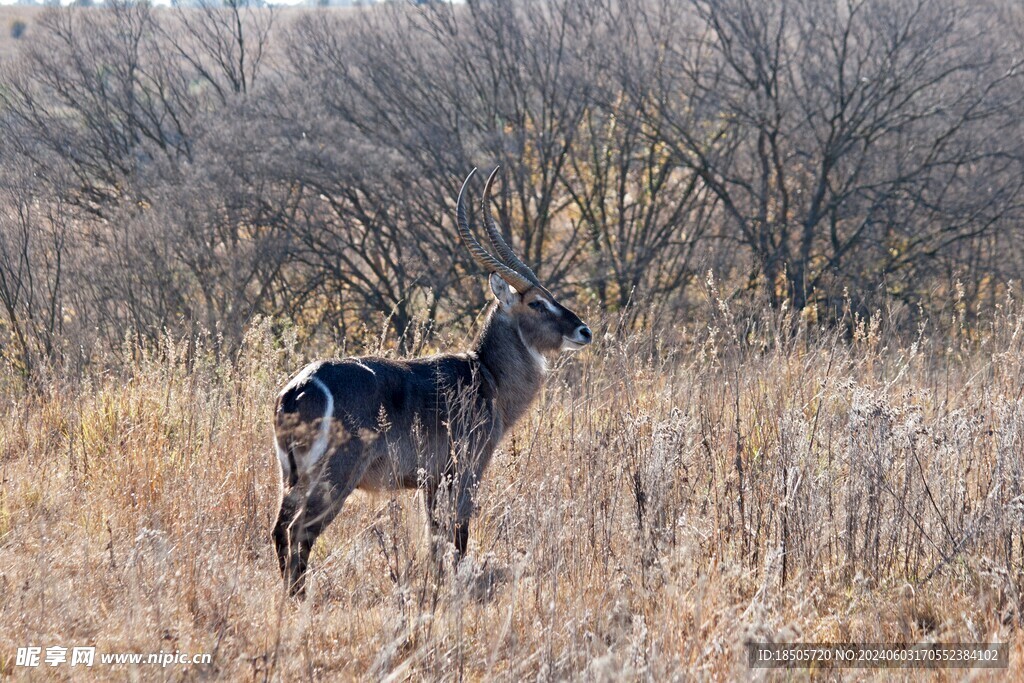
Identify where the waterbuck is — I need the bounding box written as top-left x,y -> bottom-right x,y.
272,168 -> 592,594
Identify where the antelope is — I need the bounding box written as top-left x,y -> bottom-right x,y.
272,168 -> 592,595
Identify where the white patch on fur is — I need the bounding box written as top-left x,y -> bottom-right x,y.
520,330 -> 548,374
275,439 -> 291,482
539,298 -> 558,314
279,362 -> 319,396
561,338 -> 586,351
352,359 -> 376,375
305,377 -> 335,469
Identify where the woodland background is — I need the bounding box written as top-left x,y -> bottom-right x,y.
1,0 -> 1023,371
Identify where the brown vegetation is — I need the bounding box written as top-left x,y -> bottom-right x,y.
1,300 -> 1023,679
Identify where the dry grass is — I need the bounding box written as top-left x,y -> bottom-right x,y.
1,297 -> 1023,680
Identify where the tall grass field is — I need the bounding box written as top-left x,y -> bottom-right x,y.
1,296 -> 1023,680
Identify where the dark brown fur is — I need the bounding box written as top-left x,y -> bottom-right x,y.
272,278 -> 591,595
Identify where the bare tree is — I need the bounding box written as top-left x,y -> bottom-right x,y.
159,0 -> 274,104
283,0 -> 603,340
1,0 -> 1023,368
628,0 -> 1024,314
0,3 -> 198,214
0,161 -> 72,376
561,91 -> 716,326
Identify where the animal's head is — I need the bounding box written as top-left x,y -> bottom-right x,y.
456,167 -> 592,355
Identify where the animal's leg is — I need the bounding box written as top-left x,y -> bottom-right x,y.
422,480 -> 470,571
451,436 -> 498,564
452,475 -> 475,563
273,485 -> 315,594
421,484 -> 447,571
273,437 -> 373,597
423,431 -> 493,569
421,474 -> 475,567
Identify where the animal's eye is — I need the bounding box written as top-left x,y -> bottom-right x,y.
528,301 -> 547,312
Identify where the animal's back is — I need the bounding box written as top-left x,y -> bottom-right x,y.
274,354 -> 490,489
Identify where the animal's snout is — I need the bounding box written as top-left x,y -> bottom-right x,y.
576,326 -> 592,344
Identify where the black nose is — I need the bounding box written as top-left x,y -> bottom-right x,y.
577,325 -> 592,343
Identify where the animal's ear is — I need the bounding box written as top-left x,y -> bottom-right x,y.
489,272 -> 521,311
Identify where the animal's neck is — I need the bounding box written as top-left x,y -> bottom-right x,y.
472,304 -> 546,429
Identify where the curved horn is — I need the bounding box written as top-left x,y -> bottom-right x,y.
456,169 -> 535,294
482,166 -> 541,286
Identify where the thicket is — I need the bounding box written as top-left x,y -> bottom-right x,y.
1,0 -> 1023,373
